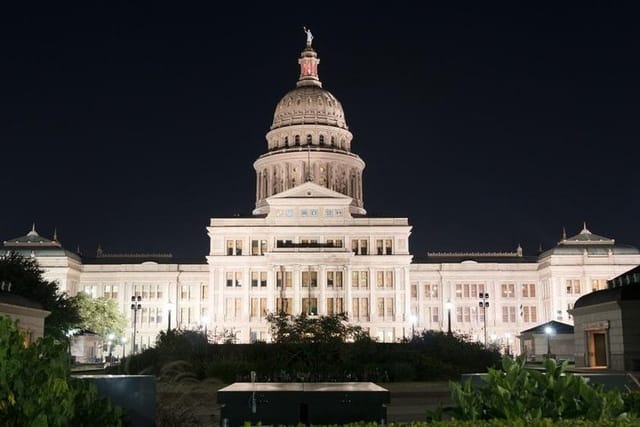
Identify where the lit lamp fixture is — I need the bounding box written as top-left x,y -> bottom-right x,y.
130,296 -> 142,355
166,300 -> 173,333
505,332 -> 511,356
120,336 -> 127,359
410,314 -> 417,338
544,326 -> 555,358
106,333 -> 115,363
201,315 -> 209,341
445,300 -> 453,335
479,292 -> 489,346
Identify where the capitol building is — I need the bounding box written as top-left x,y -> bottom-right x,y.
3,36 -> 639,355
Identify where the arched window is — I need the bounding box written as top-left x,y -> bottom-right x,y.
306,134 -> 312,144
340,139 -> 345,149
284,136 -> 289,146
295,135 -> 300,145
319,135 -> 325,144
331,136 -> 335,146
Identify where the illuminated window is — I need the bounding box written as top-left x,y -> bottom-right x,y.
306,134 -> 312,144
276,271 -> 292,288
302,297 -> 318,315
501,284 -> 515,298
566,279 -> 581,294
521,283 -> 536,298
319,135 -> 325,144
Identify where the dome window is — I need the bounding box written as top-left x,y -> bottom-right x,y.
295,135 -> 300,145
284,136 -> 289,145
331,136 -> 335,146
306,134 -> 312,144
319,135 -> 325,144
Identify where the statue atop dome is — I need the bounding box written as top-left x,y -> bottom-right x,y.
303,26 -> 313,46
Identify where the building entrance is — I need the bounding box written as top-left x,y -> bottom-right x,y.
588,330 -> 607,367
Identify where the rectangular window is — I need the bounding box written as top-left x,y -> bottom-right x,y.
352,271 -> 359,288
352,298 -> 359,318
431,306 -> 439,323
592,279 -> 607,292
235,272 -> 242,287
502,306 -> 517,323
377,271 -> 384,288
352,239 -> 358,254
456,284 -> 463,298
327,297 -> 334,316
302,271 -> 318,287
260,272 -> 267,287
361,297 -> 369,317
227,240 -> 234,256
251,240 -> 259,255
155,285 -> 161,300
361,271 -> 368,288
385,297 -> 394,317
276,297 -> 292,315
385,239 -> 393,255
456,306 -> 463,323
251,272 -> 259,287
235,240 -> 243,256
276,271 -> 292,288
251,298 -> 268,318
376,239 -> 384,255
201,284 -> 208,299
104,284 -> 111,298
226,272 -> 234,287
523,306 -> 538,322
566,279 -> 581,294
142,285 -> 148,299
181,285 -> 190,300
327,271 -> 334,287
360,239 -> 368,255
112,285 -> 119,299
385,271 -> 394,289
180,307 -> 188,325
336,297 -> 343,314
410,284 -> 417,299
302,297 -> 318,315
377,298 -> 385,317
149,284 -> 156,299
501,283 -> 515,298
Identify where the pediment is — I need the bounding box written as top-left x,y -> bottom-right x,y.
267,182 -> 352,201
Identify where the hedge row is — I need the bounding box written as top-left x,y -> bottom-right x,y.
115,330 -> 501,382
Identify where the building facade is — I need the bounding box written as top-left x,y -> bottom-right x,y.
3,37 -> 639,354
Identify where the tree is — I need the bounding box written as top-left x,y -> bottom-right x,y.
0,316 -> 124,425
0,252 -> 80,341
74,292 -> 127,338
266,312 -> 368,344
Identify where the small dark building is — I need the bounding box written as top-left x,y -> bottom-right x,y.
518,320 -> 574,361
571,265 -> 640,370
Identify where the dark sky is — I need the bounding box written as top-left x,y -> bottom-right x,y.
1,3 -> 639,258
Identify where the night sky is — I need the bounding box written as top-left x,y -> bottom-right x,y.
1,3 -> 638,259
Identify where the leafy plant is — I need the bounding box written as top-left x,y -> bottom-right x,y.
0,316 -> 125,426
447,355 -> 626,421
0,252 -> 81,341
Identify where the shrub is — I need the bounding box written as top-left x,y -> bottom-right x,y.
446,355 -> 626,422
0,316 -> 125,426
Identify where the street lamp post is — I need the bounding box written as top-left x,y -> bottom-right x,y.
505,332 -> 511,356
445,300 -> 453,335
410,314 -> 417,339
130,296 -> 142,355
121,337 -> 127,359
166,300 -> 173,333
106,333 -> 115,363
201,315 -> 209,342
479,292 -> 489,346
544,326 -> 554,358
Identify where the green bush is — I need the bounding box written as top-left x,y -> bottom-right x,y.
0,316 -> 125,426
623,390 -> 640,416
446,355 -> 627,422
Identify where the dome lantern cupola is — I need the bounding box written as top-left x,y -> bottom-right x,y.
297,27 -> 321,88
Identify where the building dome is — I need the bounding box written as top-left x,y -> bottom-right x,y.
253,31 -> 366,216
271,85 -> 348,130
